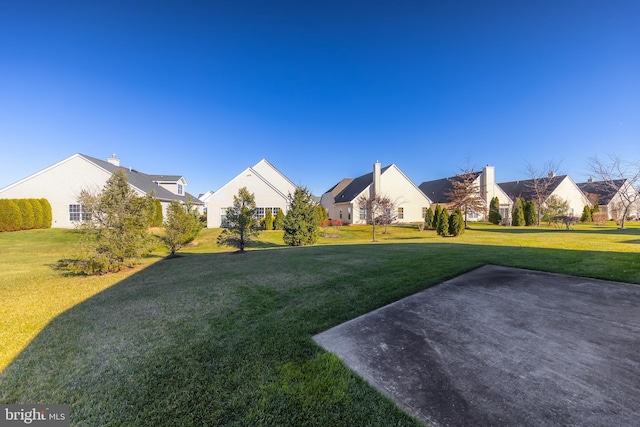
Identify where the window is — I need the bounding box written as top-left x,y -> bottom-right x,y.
255,207 -> 265,218
220,208 -> 229,227
397,207 -> 404,219
360,208 -> 367,220
69,204 -> 91,221
422,207 -> 429,218
339,209 -> 343,219
348,207 -> 351,220
177,183 -> 183,195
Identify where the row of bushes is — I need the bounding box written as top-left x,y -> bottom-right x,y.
0,198 -> 52,232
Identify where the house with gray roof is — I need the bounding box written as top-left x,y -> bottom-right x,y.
321,161 -> 431,224
419,166 -> 513,223
0,153 -> 201,228
577,178 -> 639,221
498,174 -> 589,218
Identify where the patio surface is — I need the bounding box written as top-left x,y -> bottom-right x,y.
313,265 -> 640,426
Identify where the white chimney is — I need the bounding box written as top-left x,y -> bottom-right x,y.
107,154 -> 120,167
481,165 -> 495,202
372,161 -> 381,197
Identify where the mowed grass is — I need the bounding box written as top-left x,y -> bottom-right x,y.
1,222 -> 639,426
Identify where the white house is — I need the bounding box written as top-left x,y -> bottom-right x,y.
498,174 -> 589,218
0,153 -> 201,228
206,159 -> 297,228
577,178 -> 639,221
321,161 -> 432,224
419,165 -> 513,222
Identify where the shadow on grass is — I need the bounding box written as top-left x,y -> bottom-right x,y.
475,226 -> 640,236
3,243 -> 639,426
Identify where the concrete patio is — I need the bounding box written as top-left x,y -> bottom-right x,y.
313,265 -> 640,426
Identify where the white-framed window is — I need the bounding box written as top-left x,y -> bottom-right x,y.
422,207 -> 429,218
397,207 -> 404,219
359,208 -> 366,220
348,207 -> 351,220
177,183 -> 183,195
255,207 -> 265,218
339,209 -> 343,219
69,204 -> 91,221
220,207 -> 229,227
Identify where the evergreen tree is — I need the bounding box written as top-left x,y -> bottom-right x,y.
524,201 -> 537,226
448,208 -> 465,236
40,199 -> 52,228
150,199 -> 164,227
315,205 -> 328,226
162,199 -> 203,257
512,198 -> 526,226
263,208 -> 274,230
67,170 -> 155,274
488,197 -> 501,225
274,208 -> 285,230
0,199 -> 23,232
217,187 -> 259,252
592,203 -> 600,213
580,205 -> 593,222
283,187 -> 319,246
433,204 -> 442,231
30,198 -> 44,229
424,207 -> 434,229
16,199 -> 35,230
436,208 -> 449,236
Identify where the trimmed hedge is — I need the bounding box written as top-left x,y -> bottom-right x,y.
0,198 -> 52,232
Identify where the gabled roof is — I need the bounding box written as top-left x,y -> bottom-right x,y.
333,166 -> 391,203
576,179 -> 627,205
80,154 -> 202,204
418,171 -> 481,204
498,175 -> 567,201
211,159 -> 297,202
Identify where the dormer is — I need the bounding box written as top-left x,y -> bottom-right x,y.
149,175 -> 187,196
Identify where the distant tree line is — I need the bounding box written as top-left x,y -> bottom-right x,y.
0,198 -> 52,232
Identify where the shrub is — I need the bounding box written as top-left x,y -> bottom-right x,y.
524,201 -> 537,226
283,187 -> 319,246
162,200 -> 203,257
448,208 -> 464,236
40,199 -> 52,228
263,209 -> 274,230
16,199 -> 35,230
580,205 -> 593,222
436,208 -> 449,236
488,197 -> 501,225
424,207 -> 434,229
30,198 -> 45,229
512,198 -> 525,226
274,208 -> 285,230
0,199 -> 23,232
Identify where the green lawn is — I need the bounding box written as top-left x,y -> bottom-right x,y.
1,223 -> 639,426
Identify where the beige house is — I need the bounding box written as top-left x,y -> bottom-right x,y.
498,174 -> 589,218
419,165 -> 513,222
321,161 -> 431,224
206,159 -> 297,228
0,153 -> 201,228
577,178 -> 639,221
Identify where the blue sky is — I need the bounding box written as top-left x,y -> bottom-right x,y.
1,1 -> 638,197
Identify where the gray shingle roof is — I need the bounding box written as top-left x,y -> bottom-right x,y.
498,175 -> 567,201
418,171 -> 481,204
80,154 -> 202,204
333,166 -> 391,203
576,179 -> 627,205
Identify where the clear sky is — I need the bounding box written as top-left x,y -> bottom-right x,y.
1,1 -> 638,197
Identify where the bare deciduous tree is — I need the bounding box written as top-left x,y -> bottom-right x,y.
357,194 -> 395,242
589,154 -> 640,229
525,160 -> 562,226
445,169 -> 486,228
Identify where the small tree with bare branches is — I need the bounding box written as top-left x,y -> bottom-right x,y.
445,169 -> 486,228
357,194 -> 394,242
525,161 -> 562,225
589,154 -> 640,229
